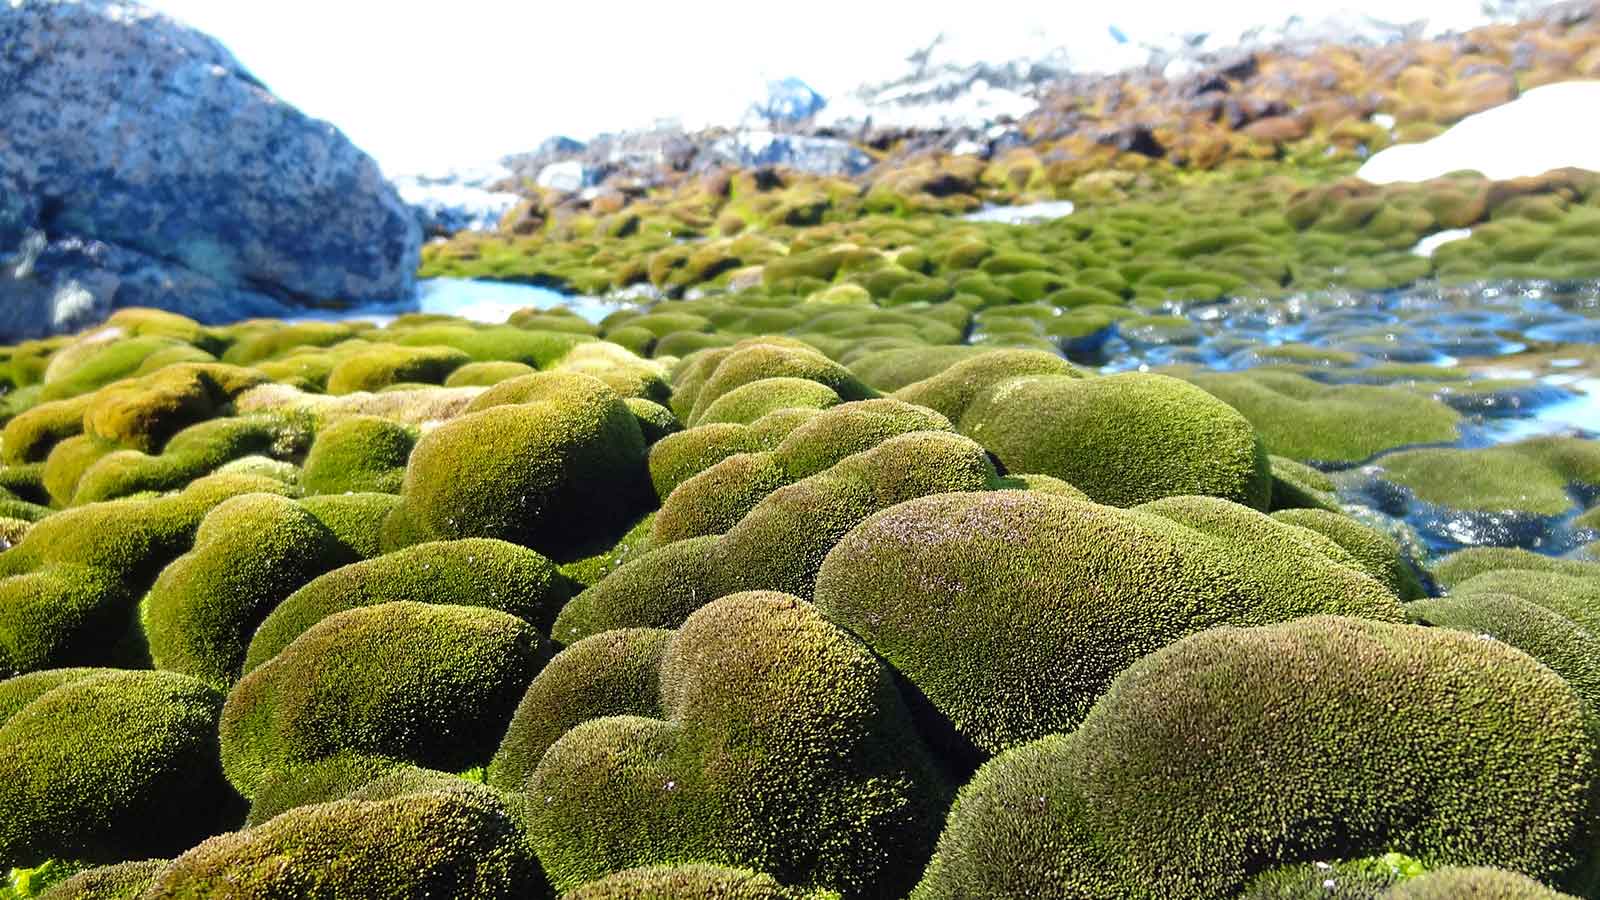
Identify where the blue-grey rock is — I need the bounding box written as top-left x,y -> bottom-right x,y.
707,131 -> 874,177
0,0 -> 420,340
754,77 -> 827,123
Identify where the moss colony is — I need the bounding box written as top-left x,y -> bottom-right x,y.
10,12 -> 1600,900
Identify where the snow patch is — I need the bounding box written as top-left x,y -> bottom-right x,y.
1359,81 -> 1600,183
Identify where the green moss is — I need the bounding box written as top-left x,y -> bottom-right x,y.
142,494 -> 358,687
245,538 -> 569,672
649,424 -> 765,501
242,753 -> 408,826
397,373 -> 650,557
652,400 -> 953,543
1382,867 -> 1579,899
219,602 -> 545,799
0,667 -> 107,725
2,396 -> 91,466
1432,548 -> 1600,590
1269,454 -> 1342,512
1378,438 -> 1600,515
35,859 -> 168,900
489,628 -> 670,789
390,323 -> 591,368
716,431 -> 999,599
297,493 -> 403,560
1181,370 -> 1461,463
1273,508 -> 1425,600
1409,592 -> 1600,714
0,670 -> 241,869
960,372 -> 1271,509
566,865 -> 842,899
39,335 -> 187,402
443,360 -> 537,387
70,416 -> 291,505
220,321 -> 358,366
140,781 -> 542,897
301,415 -> 417,496
892,349 -> 1079,423
0,475 -> 295,677
816,492 -> 1403,761
682,340 -> 874,426
325,344 -> 472,394
696,377 -> 843,426
524,593 -> 947,899
42,435 -> 113,506
1240,854 -> 1422,899
624,397 -> 681,445
551,537 -> 720,645
912,617 -> 1599,899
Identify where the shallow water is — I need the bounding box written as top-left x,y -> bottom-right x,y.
1077,279 -> 1600,562
296,278 -> 622,327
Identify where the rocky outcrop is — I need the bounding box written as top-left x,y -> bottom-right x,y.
0,0 -> 420,340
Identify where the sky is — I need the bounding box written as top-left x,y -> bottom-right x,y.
140,0 -> 1516,176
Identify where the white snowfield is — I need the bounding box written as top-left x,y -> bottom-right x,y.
1359,81 -> 1600,184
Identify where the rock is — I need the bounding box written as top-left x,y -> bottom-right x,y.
752,77 -> 827,124
706,132 -> 874,177
0,0 -> 420,341
502,135 -> 588,181
392,164 -> 522,237
537,161 -> 601,193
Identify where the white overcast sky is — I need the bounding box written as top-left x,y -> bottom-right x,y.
141,1 -> 1509,175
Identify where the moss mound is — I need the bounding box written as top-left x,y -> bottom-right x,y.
891,348 -> 1080,423
959,372 -> 1272,508
0,670 -> 240,869
911,617 -> 1600,900
35,859 -> 168,900
1432,548 -> 1600,589
244,538 -> 570,672
1383,867 -> 1579,899
567,865 -> 842,899
0,474 -> 295,677
1182,370 -> 1461,463
1408,591 -> 1600,715
395,372 -> 650,556
1378,438 -> 1600,515
140,781 -> 543,898
219,601 -> 545,799
815,491 -> 1405,761
301,415 -> 418,495
142,493 -> 358,687
1272,507 -> 1426,600
523,592 -> 947,899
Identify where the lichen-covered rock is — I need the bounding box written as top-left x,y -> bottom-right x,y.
912,617 -> 1600,899
0,670 -> 240,869
0,0 -> 421,340
522,592 -> 947,899
815,491 -> 1404,761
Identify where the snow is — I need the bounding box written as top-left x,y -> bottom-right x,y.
1410,228 -> 1473,257
1359,81 -> 1600,184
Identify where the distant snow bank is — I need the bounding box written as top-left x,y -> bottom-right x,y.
1359,81 -> 1600,183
